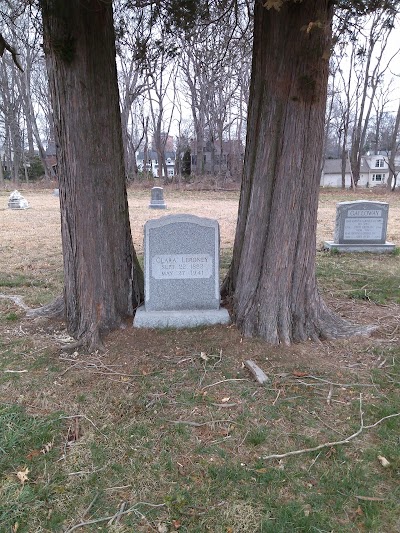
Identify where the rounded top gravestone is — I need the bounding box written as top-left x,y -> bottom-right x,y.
133,214 -> 230,328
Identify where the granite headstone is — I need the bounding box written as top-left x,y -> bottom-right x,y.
134,214 -> 230,328
149,186 -> 167,209
324,200 -> 395,252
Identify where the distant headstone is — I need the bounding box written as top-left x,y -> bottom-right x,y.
149,186 -> 167,209
134,214 -> 230,328
8,190 -> 29,210
324,200 -> 395,253
53,188 -> 59,197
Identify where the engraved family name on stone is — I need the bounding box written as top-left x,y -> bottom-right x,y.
152,254 -> 213,279
344,218 -> 384,240
348,209 -> 381,217
323,200 -> 395,253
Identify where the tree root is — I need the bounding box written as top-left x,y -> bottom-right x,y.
26,295 -> 65,319
0,294 -> 31,311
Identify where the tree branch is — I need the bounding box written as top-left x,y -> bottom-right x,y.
0,33 -> 23,71
262,395 -> 400,461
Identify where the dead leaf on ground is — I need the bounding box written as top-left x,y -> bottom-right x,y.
41,440 -> 54,454
303,504 -> 312,516
16,468 -> 29,485
26,449 -> 41,460
355,505 -> 364,516
377,455 -> 390,467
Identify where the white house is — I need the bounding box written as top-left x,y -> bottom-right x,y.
321,152 -> 399,188
136,150 -> 175,178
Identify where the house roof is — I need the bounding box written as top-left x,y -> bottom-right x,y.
323,159 -> 351,174
323,157 -> 373,174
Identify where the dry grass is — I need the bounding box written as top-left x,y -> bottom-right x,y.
0,185 -> 399,532
1,185 -> 399,265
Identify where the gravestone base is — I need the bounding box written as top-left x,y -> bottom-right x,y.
133,307 -> 230,329
323,241 -> 396,253
149,201 -> 167,209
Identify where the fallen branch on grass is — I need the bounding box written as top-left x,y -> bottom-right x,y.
64,501 -> 166,532
244,360 -> 270,385
292,375 -> 374,388
201,378 -> 249,390
168,419 -> 235,427
262,395 -> 400,461
60,414 -> 108,440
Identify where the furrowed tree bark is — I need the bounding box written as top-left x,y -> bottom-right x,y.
222,0 -> 370,345
40,0 -> 143,350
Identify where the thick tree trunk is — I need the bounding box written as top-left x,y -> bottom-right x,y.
41,0 -> 143,349
223,0 -> 368,345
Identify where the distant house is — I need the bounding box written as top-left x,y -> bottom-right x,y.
321,153 -> 399,188
136,150 -> 176,178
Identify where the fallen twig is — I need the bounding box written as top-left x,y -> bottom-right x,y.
293,375 -> 374,387
64,501 -> 166,532
262,395 -> 400,461
355,495 -> 385,502
201,378 -> 249,390
167,419 -> 235,427
327,384 -> 333,405
81,493 -> 99,519
60,414 -> 108,440
244,360 -> 270,384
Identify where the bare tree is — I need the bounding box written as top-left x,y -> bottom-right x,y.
144,34 -> 177,182
349,10 -> 399,185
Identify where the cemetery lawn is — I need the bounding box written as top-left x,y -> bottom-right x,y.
0,186 -> 399,532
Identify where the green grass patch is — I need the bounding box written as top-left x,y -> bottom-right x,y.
317,253 -> 400,304
0,274 -> 48,289
0,405 -> 65,532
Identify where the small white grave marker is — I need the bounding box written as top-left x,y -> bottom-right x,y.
8,190 -> 29,210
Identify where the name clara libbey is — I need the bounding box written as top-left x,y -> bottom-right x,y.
152,254 -> 213,279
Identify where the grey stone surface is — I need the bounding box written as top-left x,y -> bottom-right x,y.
334,200 -> 389,244
324,200 -> 395,253
53,188 -> 59,197
8,190 -> 29,210
134,308 -> 230,328
149,186 -> 167,209
133,214 -> 230,328
323,241 -> 395,253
